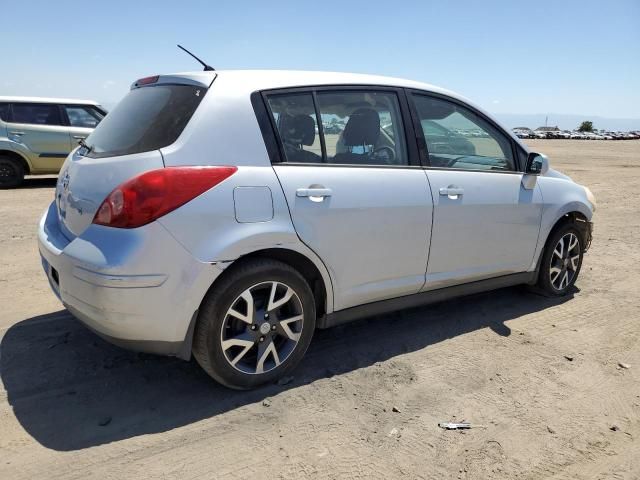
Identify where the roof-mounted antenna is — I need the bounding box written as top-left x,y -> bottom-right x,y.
177,44 -> 215,71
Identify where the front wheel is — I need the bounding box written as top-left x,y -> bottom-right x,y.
537,223 -> 584,296
192,259 -> 316,389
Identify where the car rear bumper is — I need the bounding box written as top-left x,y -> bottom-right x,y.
37,202 -> 223,359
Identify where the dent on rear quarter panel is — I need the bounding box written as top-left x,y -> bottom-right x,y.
157,165 -> 335,313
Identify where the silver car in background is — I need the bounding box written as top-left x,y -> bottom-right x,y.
38,70 -> 595,389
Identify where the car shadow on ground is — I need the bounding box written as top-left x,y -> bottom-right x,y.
19,176 -> 57,189
0,286 -> 575,451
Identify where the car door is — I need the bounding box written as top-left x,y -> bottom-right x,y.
264,88 -> 433,311
409,92 -> 543,289
63,104 -> 105,147
7,103 -> 71,172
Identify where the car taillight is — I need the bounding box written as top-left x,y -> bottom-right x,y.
93,166 -> 237,228
135,75 -> 159,86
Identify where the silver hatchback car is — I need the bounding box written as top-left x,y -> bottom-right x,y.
38,70 -> 595,389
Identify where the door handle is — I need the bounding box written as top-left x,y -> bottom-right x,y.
296,187 -> 332,199
9,131 -> 25,136
439,186 -> 464,197
72,135 -> 87,139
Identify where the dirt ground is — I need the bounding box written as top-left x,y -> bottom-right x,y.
0,139 -> 639,479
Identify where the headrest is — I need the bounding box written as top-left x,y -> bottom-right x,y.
342,108 -> 380,146
281,114 -> 315,146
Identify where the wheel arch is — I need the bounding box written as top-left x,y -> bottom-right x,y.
207,247 -> 333,319
546,210 -> 590,248
534,210 -> 591,274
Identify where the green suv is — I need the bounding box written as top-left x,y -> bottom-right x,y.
0,97 -> 106,187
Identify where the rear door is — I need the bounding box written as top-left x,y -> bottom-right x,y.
264,88 -> 433,311
409,92 -> 542,289
7,103 -> 71,172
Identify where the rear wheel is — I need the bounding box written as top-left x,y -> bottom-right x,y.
0,156 -> 25,188
192,259 -> 316,389
537,223 -> 584,296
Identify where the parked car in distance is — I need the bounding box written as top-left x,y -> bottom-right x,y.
0,96 -> 106,187
512,128 -> 534,139
512,127 -> 638,141
38,70 -> 596,389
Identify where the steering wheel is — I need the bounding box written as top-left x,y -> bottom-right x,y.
372,146 -> 396,164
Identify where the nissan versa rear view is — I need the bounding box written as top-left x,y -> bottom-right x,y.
38,70 -> 595,389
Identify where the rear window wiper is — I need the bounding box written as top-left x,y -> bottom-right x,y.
78,138 -> 93,154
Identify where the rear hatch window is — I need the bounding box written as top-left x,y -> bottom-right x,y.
85,84 -> 205,158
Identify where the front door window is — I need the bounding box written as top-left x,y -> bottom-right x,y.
413,95 -> 515,171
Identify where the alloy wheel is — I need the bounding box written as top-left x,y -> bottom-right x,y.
220,281 -> 304,375
549,232 -> 581,291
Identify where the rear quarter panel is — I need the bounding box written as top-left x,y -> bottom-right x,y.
157,165 -> 336,313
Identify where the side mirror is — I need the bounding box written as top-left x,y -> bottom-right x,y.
526,152 -> 549,175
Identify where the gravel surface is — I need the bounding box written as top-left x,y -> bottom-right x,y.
1,140 -> 638,479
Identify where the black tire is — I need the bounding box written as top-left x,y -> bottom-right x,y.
0,156 -> 25,189
192,258 -> 316,389
537,222 -> 584,296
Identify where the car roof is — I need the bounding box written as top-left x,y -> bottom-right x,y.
160,69 -> 529,152
0,96 -> 101,106
172,69 -> 465,99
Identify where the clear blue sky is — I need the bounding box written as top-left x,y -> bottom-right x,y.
3,0 -> 639,119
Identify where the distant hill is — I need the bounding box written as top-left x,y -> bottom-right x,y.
493,113 -> 640,132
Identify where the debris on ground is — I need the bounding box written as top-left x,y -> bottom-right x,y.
438,422 -> 472,430
564,355 -> 574,362
392,406 -> 401,413
387,427 -> 400,437
262,398 -> 272,407
618,362 -> 631,369
547,426 -> 556,434
610,425 -> 620,432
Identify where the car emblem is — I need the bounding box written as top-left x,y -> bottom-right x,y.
61,171 -> 70,192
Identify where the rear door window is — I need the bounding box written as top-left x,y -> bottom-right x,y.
11,103 -> 63,126
85,84 -> 205,158
266,94 -> 322,163
65,105 -> 105,128
265,89 -> 409,166
316,90 -> 408,166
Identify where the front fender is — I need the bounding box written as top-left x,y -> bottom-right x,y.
531,176 -> 594,269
